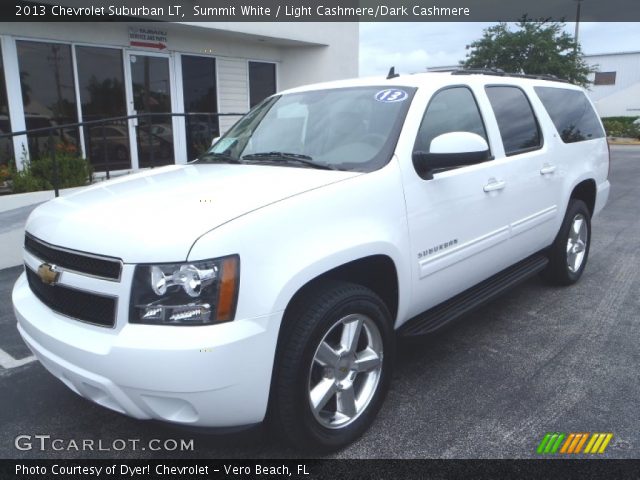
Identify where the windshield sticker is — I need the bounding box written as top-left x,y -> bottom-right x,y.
374,89 -> 408,103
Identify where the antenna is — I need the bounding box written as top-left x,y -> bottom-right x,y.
387,66 -> 400,79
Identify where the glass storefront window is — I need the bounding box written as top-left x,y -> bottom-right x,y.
9,40 -> 271,172
181,55 -> 219,161
249,61 -> 276,108
16,40 -> 79,159
76,46 -> 130,171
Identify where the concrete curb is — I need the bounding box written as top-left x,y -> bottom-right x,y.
0,229 -> 25,270
608,138 -> 640,146
0,187 -> 85,213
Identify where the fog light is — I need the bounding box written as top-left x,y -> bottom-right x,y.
142,306 -> 163,321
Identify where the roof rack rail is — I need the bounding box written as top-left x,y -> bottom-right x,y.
450,68 -> 571,83
423,67 -> 461,73
451,68 -> 506,76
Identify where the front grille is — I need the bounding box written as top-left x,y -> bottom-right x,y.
26,267 -> 117,327
25,233 -> 122,280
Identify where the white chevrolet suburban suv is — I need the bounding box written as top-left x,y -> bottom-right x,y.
13,71 -> 610,451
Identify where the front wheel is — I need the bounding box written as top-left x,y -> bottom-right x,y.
270,281 -> 395,452
542,199 -> 591,285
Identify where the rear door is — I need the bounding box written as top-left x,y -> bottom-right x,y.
483,85 -> 560,257
533,85 -> 608,221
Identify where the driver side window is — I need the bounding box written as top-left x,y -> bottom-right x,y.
414,87 -> 488,154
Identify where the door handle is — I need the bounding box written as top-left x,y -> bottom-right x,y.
483,179 -> 506,192
540,164 -> 557,175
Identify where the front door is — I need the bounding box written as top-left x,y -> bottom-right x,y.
125,51 -> 175,168
403,86 -> 517,316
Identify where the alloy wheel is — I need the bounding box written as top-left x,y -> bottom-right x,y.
307,313 -> 383,429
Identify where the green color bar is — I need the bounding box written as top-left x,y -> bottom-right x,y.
544,434 -> 559,454
537,433 -> 552,454
550,433 -> 566,453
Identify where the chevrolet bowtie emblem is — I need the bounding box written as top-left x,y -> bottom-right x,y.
37,263 -> 60,285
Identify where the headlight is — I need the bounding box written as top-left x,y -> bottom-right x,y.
129,255 -> 240,325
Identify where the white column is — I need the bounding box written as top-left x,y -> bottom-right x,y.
70,44 -> 87,160
122,51 -> 140,170
1,35 -> 28,170
171,52 -> 188,164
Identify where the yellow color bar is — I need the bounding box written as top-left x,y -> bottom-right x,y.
583,433 -> 614,454
597,433 -> 613,454
583,433 -> 598,453
591,434 -> 607,453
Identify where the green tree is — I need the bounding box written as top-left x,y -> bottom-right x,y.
462,18 -> 595,87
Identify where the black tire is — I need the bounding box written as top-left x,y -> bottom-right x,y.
270,281 -> 395,452
542,199 -> 591,285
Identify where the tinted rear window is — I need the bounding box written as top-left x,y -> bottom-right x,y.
534,87 -> 605,143
485,86 -> 542,156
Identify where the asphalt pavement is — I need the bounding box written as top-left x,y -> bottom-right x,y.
0,146 -> 638,459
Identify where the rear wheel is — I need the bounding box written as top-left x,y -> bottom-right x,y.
542,199 -> 591,285
270,281 -> 395,452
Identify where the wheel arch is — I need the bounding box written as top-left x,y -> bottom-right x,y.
569,178 -> 597,217
282,254 -> 399,331
271,254 -> 400,369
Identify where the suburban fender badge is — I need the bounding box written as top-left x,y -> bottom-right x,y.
37,263 -> 60,286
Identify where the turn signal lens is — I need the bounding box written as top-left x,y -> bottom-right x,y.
216,257 -> 240,322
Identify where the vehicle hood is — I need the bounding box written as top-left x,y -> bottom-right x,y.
26,164 -> 359,262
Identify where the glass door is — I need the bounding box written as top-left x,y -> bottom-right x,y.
126,52 -> 174,168
181,55 -> 218,161
76,46 -> 130,171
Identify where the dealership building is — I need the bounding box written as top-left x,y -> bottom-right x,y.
584,51 -> 640,117
0,21 -> 358,173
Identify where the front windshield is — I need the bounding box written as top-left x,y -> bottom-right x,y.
196,86 -> 416,172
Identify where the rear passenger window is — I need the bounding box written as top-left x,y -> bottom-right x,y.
414,87 -> 488,153
534,87 -> 605,143
485,86 -> 542,156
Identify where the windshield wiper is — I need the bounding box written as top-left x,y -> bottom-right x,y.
195,152 -> 243,164
241,152 -> 336,170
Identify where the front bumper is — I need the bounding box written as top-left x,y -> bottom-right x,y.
13,272 -> 282,427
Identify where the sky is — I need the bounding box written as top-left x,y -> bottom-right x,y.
359,22 -> 640,76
